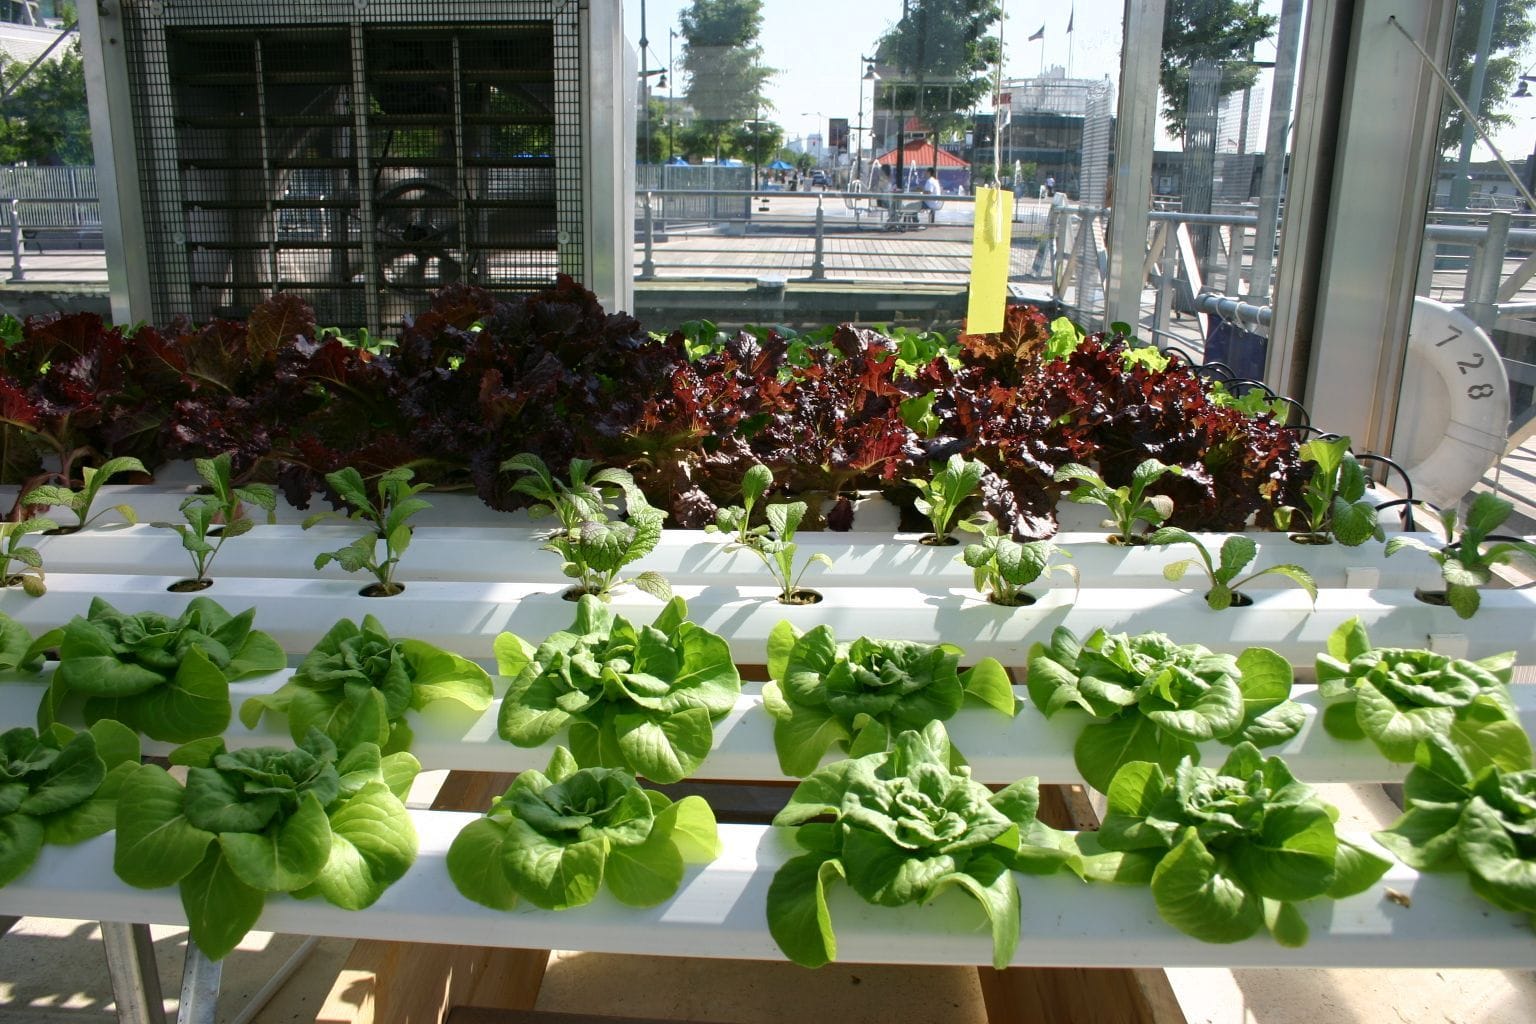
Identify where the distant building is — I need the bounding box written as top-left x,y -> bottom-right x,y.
992,67 -> 1118,195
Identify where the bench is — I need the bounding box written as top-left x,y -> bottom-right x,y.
1,518 -> 1533,1024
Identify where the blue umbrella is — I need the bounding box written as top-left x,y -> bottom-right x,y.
767,159 -> 794,170
668,156 -> 689,165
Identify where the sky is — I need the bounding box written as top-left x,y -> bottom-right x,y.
621,1 -> 1536,165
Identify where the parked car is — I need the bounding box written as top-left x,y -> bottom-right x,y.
810,170 -> 829,188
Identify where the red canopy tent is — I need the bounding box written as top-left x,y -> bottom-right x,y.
871,140 -> 968,192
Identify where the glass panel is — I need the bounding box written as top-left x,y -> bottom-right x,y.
1408,0 -> 1534,524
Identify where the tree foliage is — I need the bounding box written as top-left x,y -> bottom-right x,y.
873,0 -> 1002,141
1441,0 -> 1536,153
679,0 -> 775,125
0,37 -> 92,165
1159,1 -> 1277,141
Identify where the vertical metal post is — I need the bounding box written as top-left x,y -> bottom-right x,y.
809,194 -> 827,280
1154,221 -> 1177,340
349,23 -> 381,331
1463,210 -> 1510,334
1105,0 -> 1166,330
1226,222 -> 1245,294
175,941 -> 223,1024
100,921 -> 167,1024
640,191 -> 656,279
9,198 -> 24,283
1249,0 -> 1303,306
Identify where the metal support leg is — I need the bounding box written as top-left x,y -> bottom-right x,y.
100,921 -> 168,1024
640,192 -> 656,280
176,941 -> 223,1024
9,198 -> 24,283
809,196 -> 827,280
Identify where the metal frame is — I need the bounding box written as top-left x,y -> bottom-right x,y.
1281,1 -> 1454,453
1105,0 -> 1165,330
77,1 -> 153,324
582,0 -> 632,314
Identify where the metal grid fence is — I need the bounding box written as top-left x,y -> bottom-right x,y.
118,0 -> 583,330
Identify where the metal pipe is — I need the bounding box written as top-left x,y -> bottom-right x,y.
226,937 -> 321,1024
1249,0 -> 1305,304
809,195 -> 827,280
100,922 -> 167,1024
1464,210 -> 1512,333
640,192 -> 656,279
9,198 -> 24,283
1195,292 -> 1274,327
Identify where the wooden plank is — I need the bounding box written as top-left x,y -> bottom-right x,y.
977,967 -> 1188,1024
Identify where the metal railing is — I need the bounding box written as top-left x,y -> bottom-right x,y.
2,194 -> 104,283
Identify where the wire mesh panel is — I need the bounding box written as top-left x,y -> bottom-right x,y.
119,1 -> 583,330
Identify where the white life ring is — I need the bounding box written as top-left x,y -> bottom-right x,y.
1390,297 -> 1510,508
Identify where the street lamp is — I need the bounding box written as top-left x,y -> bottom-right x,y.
668,29 -> 678,162
856,58 -> 879,185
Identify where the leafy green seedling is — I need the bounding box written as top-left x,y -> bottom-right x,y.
501,453 -> 644,531
1273,435 -> 1382,546
151,453 -> 274,589
543,500 -> 671,601
957,515 -> 1076,606
1385,492 -> 1536,619
0,518 -> 56,596
710,464 -> 830,604
194,452 -> 277,529
1209,380 -> 1288,419
303,467 -> 431,597
20,456 -> 147,532
1053,458 -> 1183,544
911,454 -> 985,545
1149,527 -> 1316,610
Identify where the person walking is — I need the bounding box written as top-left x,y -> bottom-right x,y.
922,168 -> 942,224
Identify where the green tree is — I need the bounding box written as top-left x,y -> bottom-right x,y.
636,96 -> 671,164
1442,0 -> 1536,152
0,37 -> 91,165
873,0 -> 1002,143
729,119 -> 782,168
1159,1 -> 1277,141
679,0 -> 776,162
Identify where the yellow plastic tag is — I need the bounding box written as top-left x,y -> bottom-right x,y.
966,187 -> 1015,334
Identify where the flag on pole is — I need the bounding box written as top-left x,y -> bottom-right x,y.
1067,6 -> 1074,33
1027,24 -> 1044,42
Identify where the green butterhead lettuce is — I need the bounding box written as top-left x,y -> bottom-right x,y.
113,729 -> 419,959
1376,735 -> 1536,924
495,596 -> 740,784
767,721 -> 1076,970
0,612 -> 59,673
1316,618 -> 1527,773
1026,627 -> 1304,792
1084,743 -> 1390,945
240,615 -> 492,753
761,622 -> 1016,776
44,597 -> 286,743
0,720 -> 140,886
447,746 -> 720,911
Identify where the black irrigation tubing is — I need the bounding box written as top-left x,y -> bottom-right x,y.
1356,452 -> 1419,528
1374,497 -> 1436,534
1221,377 -> 1314,430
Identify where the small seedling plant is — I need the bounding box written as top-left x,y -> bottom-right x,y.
447,747 -> 721,912
957,515 -> 1076,606
501,454 -> 668,600
501,452 -> 645,532
153,454 -> 277,589
910,454 -> 985,545
760,621 -> 1016,776
1053,458 -> 1182,544
1079,744 -> 1390,946
1025,626 -> 1304,792
1385,492 -> 1536,619
20,456 -> 146,533
768,722 -> 1076,970
1273,435 -> 1382,546
1375,734 -> 1536,925
303,466 -> 431,597
708,464 -> 831,604
0,518 -> 56,596
1314,618 -> 1527,773
1148,527 -> 1316,609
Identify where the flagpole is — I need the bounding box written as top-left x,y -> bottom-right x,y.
1067,4 -> 1075,79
